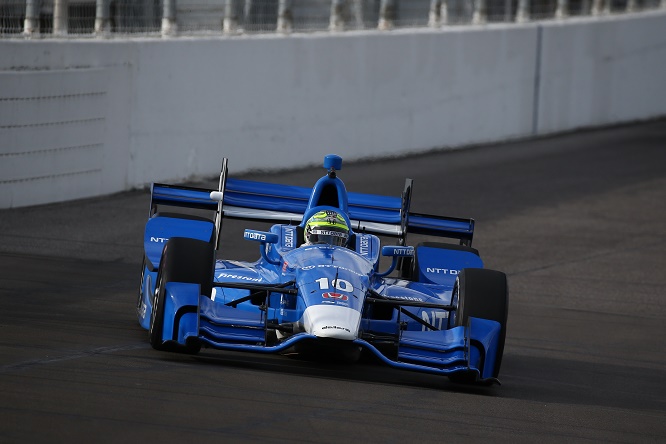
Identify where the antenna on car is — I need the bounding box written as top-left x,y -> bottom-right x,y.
212,158 -> 229,251
333,267 -> 339,288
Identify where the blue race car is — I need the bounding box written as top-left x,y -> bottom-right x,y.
136,155 -> 508,384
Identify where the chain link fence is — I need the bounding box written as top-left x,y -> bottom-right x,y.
1,0 -> 664,37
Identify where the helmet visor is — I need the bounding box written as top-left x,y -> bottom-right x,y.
308,228 -> 349,246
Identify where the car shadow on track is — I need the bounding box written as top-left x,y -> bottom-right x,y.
149,347 -> 501,397
147,343 -> 666,411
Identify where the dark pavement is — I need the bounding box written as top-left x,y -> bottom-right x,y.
1,119 -> 665,442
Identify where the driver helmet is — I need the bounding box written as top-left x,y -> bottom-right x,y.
304,210 -> 350,247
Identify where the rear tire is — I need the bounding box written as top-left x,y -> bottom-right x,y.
149,237 -> 215,353
452,268 -> 508,379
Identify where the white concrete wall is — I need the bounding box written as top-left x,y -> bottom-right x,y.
537,12 -> 666,133
126,26 -> 538,188
1,9 -> 665,209
0,43 -> 133,208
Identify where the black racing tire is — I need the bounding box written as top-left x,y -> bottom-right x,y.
136,256 -> 149,318
452,268 -> 508,379
149,237 -> 215,353
149,259 -> 168,351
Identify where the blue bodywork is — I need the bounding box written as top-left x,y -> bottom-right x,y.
137,155 -> 504,384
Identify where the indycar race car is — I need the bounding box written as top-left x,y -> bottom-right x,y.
136,155 -> 508,384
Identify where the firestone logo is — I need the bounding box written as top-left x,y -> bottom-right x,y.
217,273 -> 262,282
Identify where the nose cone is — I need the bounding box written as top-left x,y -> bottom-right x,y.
302,305 -> 360,340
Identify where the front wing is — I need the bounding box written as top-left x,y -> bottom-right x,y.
157,282 -> 502,384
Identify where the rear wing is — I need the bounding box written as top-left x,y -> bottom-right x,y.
149,160 -> 474,249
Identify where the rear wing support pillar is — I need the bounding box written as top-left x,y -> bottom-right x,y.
399,178 -> 413,247
213,158 -> 229,251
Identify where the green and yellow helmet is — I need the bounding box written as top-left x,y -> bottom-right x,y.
304,210 -> 350,247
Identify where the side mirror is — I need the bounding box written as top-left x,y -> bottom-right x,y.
381,246 -> 414,258
244,230 -> 280,265
377,246 -> 414,277
244,229 -> 278,244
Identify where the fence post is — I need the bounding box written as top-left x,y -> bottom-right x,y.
592,0 -> 610,15
378,0 -> 396,30
580,0 -> 590,14
330,0 -> 348,31
591,0 -> 602,15
625,0 -> 637,11
440,0 -> 448,25
162,0 -> 177,36
95,0 -> 110,35
555,0 -> 568,18
472,0 -> 487,24
53,0 -> 68,35
23,0 -> 40,36
351,0 -> 363,29
429,0 -> 448,27
428,0 -> 441,27
516,0 -> 529,22
224,0 -> 238,34
277,0 -> 292,33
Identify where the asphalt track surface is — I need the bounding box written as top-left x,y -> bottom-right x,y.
1,119 -> 665,443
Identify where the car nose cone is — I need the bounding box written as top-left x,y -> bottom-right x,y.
302,305 -> 360,340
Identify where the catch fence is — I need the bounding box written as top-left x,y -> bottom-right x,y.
1,0 -> 664,37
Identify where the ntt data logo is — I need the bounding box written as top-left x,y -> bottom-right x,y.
426,268 -> 459,275
244,231 -> 267,241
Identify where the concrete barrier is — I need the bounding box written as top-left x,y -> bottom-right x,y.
1,9 -> 665,208
537,12 -> 666,133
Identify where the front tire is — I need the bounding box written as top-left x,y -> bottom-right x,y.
149,260 -> 168,350
136,256 -> 148,321
148,237 -> 215,353
452,268 -> 508,379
